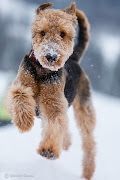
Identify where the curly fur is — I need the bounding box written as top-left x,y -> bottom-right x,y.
5,2 -> 96,180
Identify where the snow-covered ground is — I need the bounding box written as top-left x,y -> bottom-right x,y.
0,92 -> 120,180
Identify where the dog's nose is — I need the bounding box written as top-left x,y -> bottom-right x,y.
46,53 -> 57,62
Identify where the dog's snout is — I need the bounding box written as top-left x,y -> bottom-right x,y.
46,53 -> 57,62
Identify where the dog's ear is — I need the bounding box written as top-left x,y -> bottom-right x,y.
36,2 -> 53,14
64,2 -> 76,15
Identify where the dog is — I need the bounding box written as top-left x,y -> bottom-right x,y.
5,2 -> 96,180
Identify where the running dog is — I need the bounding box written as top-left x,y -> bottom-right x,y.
6,3 -> 96,180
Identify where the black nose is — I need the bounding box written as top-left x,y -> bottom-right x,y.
46,53 -> 57,62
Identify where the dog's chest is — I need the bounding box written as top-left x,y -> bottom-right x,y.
23,55 -> 81,106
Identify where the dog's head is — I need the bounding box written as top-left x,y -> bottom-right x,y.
31,2 -> 77,71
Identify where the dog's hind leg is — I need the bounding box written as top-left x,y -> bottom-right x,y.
73,69 -> 96,180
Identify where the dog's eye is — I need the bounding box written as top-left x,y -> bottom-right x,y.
41,31 -> 46,36
60,32 -> 65,38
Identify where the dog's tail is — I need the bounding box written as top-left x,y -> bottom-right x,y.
70,9 -> 90,62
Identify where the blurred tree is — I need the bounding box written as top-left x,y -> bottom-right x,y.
81,43 -> 104,92
111,58 -> 120,97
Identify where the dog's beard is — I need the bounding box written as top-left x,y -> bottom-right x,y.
33,41 -> 71,71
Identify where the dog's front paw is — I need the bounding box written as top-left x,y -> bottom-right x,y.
40,150 -> 55,160
37,140 -> 61,160
13,112 -> 34,133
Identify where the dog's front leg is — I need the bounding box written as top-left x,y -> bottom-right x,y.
5,68 -> 38,132
37,83 -> 68,159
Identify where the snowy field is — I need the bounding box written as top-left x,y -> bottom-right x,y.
0,92 -> 120,180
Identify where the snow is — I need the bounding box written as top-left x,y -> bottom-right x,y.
0,92 -> 120,180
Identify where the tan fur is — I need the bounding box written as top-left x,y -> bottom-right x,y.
37,72 -> 69,158
62,130 -> 72,150
5,83 -> 35,132
73,70 -> 96,180
5,2 -> 96,179
32,5 -> 77,71
5,65 -> 39,132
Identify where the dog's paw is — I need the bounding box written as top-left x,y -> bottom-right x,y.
40,150 -> 55,160
37,140 -> 61,160
13,113 -> 34,133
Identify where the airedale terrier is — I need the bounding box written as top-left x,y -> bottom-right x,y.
6,2 -> 96,180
